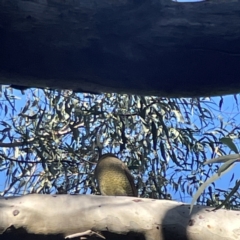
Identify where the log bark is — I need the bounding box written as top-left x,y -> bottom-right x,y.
1,0 -> 240,96
0,194 -> 239,240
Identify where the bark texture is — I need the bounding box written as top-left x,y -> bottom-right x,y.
0,194 -> 239,240
1,0 -> 240,96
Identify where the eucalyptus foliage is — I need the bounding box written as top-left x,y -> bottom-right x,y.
0,87 -> 239,209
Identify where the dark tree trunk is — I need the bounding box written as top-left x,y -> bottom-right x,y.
0,0 -> 240,96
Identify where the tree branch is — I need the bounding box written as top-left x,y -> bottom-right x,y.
0,194 -> 238,240
1,0 -> 240,96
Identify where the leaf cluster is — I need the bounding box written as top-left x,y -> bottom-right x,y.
0,87 -> 239,209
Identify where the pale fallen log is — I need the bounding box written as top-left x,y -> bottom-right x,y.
0,194 -> 238,240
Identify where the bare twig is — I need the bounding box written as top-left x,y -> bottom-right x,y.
65,230 -> 105,239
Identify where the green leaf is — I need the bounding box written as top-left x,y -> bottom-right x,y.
217,159 -> 238,176
190,163 -> 235,214
220,137 -> 239,154
213,180 -> 240,211
204,154 -> 240,165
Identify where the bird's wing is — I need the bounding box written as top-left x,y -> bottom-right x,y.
122,164 -> 138,197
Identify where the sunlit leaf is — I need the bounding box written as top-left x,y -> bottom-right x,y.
204,154 -> 240,165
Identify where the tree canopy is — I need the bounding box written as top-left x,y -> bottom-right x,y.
0,86 -> 239,209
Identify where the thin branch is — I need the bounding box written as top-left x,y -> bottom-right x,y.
0,138 -> 35,147
0,153 -> 96,165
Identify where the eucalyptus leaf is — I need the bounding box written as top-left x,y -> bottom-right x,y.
217,159 -> 239,176
204,154 -> 240,165
190,163 -> 235,214
213,180 -> 240,211
220,137 -> 239,154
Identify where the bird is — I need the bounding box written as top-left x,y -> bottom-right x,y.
94,153 -> 138,197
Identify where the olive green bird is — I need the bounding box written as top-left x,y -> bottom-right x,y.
94,153 -> 138,197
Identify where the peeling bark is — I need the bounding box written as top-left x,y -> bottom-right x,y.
1,0 -> 240,96
0,194 -> 239,240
